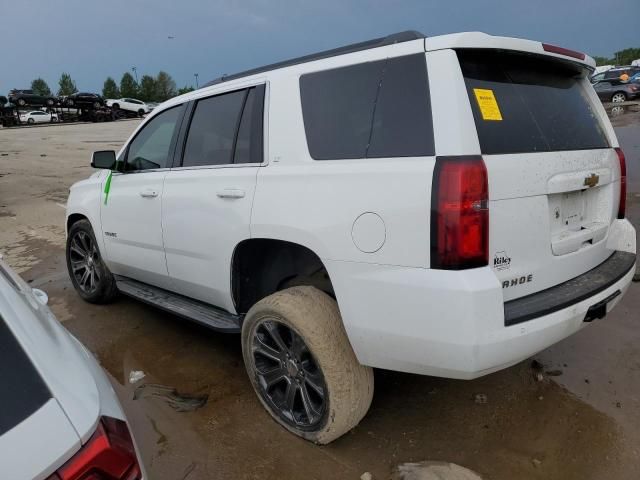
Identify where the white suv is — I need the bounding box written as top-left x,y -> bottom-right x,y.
66,31 -> 637,444
105,98 -> 151,116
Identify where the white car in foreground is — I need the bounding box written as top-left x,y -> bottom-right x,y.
19,110 -> 58,124
0,257 -> 145,479
105,98 -> 151,116
67,31 -> 636,444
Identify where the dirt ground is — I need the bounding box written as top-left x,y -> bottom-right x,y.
1,112 -> 639,480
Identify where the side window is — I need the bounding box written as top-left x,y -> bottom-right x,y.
125,105 -> 183,172
182,85 -> 264,167
299,54 -> 434,160
234,85 -> 265,164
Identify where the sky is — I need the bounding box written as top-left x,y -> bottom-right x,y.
1,0 -> 638,95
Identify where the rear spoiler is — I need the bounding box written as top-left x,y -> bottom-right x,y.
425,32 -> 595,71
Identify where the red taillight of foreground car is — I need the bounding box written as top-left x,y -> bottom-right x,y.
431,156 -> 489,269
615,147 -> 627,219
47,417 -> 141,480
542,43 -> 586,60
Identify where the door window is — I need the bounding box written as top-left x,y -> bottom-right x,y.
182,85 -> 265,167
125,105 -> 184,171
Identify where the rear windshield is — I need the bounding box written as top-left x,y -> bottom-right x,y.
458,50 -> 609,155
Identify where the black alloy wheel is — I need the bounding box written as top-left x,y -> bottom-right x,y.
68,230 -> 102,295
252,319 -> 327,429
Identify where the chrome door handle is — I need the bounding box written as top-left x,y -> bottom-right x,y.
217,189 -> 245,199
139,189 -> 159,198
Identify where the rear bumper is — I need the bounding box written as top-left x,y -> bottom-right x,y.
329,219 -> 636,380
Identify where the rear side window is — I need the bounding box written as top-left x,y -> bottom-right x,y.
300,54 -> 434,160
458,50 -> 609,154
182,85 -> 265,167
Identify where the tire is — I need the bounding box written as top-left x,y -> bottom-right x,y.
27,118 -> 34,124
46,98 -> 55,107
17,98 -> 26,106
112,103 -> 119,110
138,109 -> 145,117
66,219 -> 118,304
241,286 -> 374,444
66,99 -> 74,107
93,101 -> 101,109
51,117 -> 58,123
612,92 -> 627,103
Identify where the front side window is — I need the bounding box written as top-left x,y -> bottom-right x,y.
299,54 -> 435,160
182,85 -> 265,167
125,105 -> 183,171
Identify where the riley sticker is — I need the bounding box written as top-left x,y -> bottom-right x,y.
493,251 -> 511,271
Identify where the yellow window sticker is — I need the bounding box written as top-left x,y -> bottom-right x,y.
473,88 -> 503,121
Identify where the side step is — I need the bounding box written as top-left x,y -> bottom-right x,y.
115,276 -> 242,333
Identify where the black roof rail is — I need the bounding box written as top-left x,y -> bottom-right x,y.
203,30 -> 425,88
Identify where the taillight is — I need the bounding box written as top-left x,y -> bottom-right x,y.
431,155 -> 489,269
48,417 -> 141,480
541,43 -> 586,60
615,147 -> 626,219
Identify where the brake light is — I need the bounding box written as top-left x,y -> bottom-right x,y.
431,156 -> 489,269
615,148 -> 626,219
47,417 -> 141,480
542,43 -> 586,60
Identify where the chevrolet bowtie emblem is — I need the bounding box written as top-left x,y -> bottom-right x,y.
584,173 -> 599,188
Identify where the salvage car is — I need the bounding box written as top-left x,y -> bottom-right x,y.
62,92 -> 104,109
105,98 -> 151,116
0,257 -> 145,479
19,110 -> 59,124
65,31 -> 637,444
8,89 -> 56,107
593,80 -> 640,102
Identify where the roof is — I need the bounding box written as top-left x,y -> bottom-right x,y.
203,30 -> 425,87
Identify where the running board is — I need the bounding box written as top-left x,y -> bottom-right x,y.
115,276 -> 242,333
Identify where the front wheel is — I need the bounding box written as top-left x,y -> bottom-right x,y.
66,219 -> 118,303
612,92 -> 627,103
241,286 -> 374,444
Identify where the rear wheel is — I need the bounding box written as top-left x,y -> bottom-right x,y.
17,98 -> 26,106
66,219 -> 118,304
241,286 -> 374,444
27,118 -> 34,124
612,92 -> 627,103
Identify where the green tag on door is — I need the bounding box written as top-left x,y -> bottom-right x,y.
103,171 -> 113,205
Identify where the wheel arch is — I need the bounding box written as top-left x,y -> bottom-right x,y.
231,238 -> 335,314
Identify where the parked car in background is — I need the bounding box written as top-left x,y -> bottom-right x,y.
0,96 -> 7,106
19,110 -> 59,124
0,256 -> 145,479
602,66 -> 640,81
105,98 -> 151,116
8,89 -> 56,107
62,92 -> 104,108
593,80 -> 640,102
67,31 -> 636,444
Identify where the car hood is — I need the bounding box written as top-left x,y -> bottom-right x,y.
0,261 -> 100,443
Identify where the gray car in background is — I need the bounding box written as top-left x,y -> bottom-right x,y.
593,80 -> 640,103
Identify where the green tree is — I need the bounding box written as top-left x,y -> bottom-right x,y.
177,86 -> 195,96
120,72 -> 138,98
155,71 -> 177,101
30,78 -> 52,96
57,73 -> 78,96
593,56 -> 612,66
102,77 -> 120,98
138,75 -> 157,102
611,48 -> 640,66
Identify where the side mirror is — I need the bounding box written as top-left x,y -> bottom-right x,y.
91,150 -> 117,169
